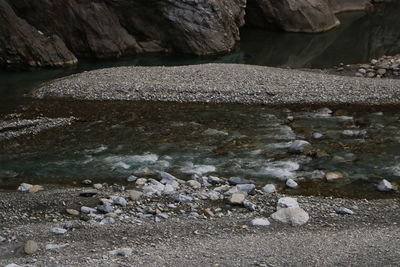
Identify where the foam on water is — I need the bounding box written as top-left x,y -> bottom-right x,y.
180,163 -> 217,176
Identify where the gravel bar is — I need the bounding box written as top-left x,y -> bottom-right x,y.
32,63 -> 400,105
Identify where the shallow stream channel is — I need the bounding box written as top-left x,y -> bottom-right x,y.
1,3 -> 400,200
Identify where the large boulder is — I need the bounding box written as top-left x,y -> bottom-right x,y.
0,0 -> 77,68
2,0 -> 246,69
246,0 -> 371,33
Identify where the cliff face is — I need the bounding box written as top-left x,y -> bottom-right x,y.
1,0 -> 246,69
246,0 -> 371,33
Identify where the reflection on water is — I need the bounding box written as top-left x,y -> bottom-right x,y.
0,101 -> 399,199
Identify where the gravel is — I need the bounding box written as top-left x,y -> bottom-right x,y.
31,64 -> 400,105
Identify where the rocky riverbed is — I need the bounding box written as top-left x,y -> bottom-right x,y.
1,173 -> 399,266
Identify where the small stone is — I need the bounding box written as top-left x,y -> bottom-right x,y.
28,185 -> 44,193
377,179 -> 393,192
81,206 -> 96,213
97,203 -> 114,214
66,209 -> 80,216
288,140 -> 311,154
336,207 -> 354,215
128,190 -> 143,201
229,193 -> 246,205
261,184 -> 276,193
17,183 -> 33,192
312,132 -> 323,139
377,68 -> 386,75
243,200 -> 258,211
111,196 -> 127,207
51,227 -> 67,235
175,194 -> 193,202
109,248 -> 134,257
24,240 -> 39,254
236,184 -> 256,194
371,59 -> 378,65
79,189 -> 98,197
135,178 -> 148,186
81,179 -> 92,185
251,218 -> 270,226
5,264 -> 23,267
277,197 -> 299,210
101,217 -> 116,224
367,72 -> 375,78
187,180 -> 202,189
0,235 -> 6,242
157,213 -> 169,219
207,176 -> 224,184
286,179 -> 298,189
358,68 -> 367,74
213,185 -> 231,192
46,243 -> 69,250
127,175 -> 138,182
203,208 -> 215,217
325,172 -> 344,182
271,207 -> 309,226
93,183 -> 103,190
228,177 -> 253,185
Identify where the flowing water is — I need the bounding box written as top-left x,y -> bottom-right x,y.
1,4 -> 400,198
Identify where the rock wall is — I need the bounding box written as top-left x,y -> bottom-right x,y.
1,0 -> 246,68
246,0 -> 371,33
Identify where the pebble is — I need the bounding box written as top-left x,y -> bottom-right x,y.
46,243 -> 69,250
261,184 -> 276,193
93,183 -> 103,189
236,184 -> 256,194
128,190 -> 143,201
28,185 -> 44,193
101,217 -> 116,224
377,179 -> 393,191
277,197 -> 299,210
286,179 -> 298,189
24,240 -> 39,254
243,200 -> 258,211
111,196 -> 127,207
312,132 -> 323,139
229,192 -> 246,205
175,194 -> 193,202
336,207 -> 354,215
81,179 -> 92,185
135,178 -> 148,186
51,227 -> 67,235
271,207 -> 310,226
228,177 -> 253,185
325,172 -> 344,182
79,189 -> 98,197
187,180 -> 202,189
97,203 -> 114,214
0,235 -> 6,242
66,209 -> 80,216
81,206 -> 97,213
17,183 -> 33,192
127,175 -> 138,182
207,176 -> 224,184
251,218 -> 270,226
288,140 -> 311,154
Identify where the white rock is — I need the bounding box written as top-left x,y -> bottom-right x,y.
271,207 -> 309,225
0,235 -> 6,242
163,184 -> 176,194
135,178 -> 148,186
288,140 -> 311,153
377,179 -> 393,191
286,179 -> 298,189
229,193 -> 246,205
251,218 -> 270,226
111,196 -> 127,207
262,184 -> 276,193
5,264 -> 23,267
336,207 -> 354,215
277,197 -> 299,210
17,183 -> 33,192
51,228 -> 67,235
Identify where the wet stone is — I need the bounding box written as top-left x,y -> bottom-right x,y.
228,177 -> 254,185
288,140 -> 311,154
377,179 -> 393,192
286,179 -> 298,189
17,183 -> 33,192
